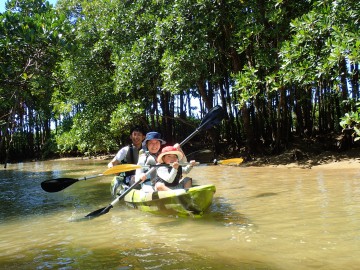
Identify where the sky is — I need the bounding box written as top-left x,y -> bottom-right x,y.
0,0 -> 58,13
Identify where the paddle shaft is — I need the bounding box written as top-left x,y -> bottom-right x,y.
97,179 -> 142,215
135,158 -> 243,169
85,168 -> 155,218
109,168 -> 154,208
77,174 -> 104,181
41,173 -> 106,193
179,127 -> 202,146
105,157 -> 243,176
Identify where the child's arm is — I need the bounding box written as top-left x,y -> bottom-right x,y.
182,160 -> 196,174
157,166 -> 178,184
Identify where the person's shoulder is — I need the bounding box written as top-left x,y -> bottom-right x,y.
120,145 -> 131,150
139,149 -> 148,156
138,150 -> 151,159
116,145 -> 129,156
146,156 -> 157,165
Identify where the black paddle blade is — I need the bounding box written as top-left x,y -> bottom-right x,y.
41,178 -> 79,192
85,179 -> 142,220
85,205 -> 112,219
179,105 -> 225,146
199,105 -> 225,130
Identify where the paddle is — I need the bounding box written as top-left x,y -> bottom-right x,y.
85,168 -> 155,218
105,157 -> 244,173
85,105 -> 225,219
41,164 -> 141,193
180,105 -> 224,146
214,158 -> 244,165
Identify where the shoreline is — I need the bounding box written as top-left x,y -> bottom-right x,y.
240,147 -> 360,169
50,151 -> 359,170
3,146 -> 359,170
244,158 -> 360,169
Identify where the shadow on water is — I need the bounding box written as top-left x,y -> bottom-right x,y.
253,192 -> 279,198
0,169 -> 111,221
0,169 -> 61,220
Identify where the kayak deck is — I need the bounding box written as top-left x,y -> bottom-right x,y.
124,184 -> 216,217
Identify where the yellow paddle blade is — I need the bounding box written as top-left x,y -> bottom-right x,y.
218,158 -> 244,165
103,164 -> 142,175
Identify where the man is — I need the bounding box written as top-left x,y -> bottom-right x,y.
108,126 -> 146,195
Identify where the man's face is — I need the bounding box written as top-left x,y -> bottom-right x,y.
131,131 -> 145,146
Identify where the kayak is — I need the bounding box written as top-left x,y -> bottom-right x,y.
111,177 -> 216,217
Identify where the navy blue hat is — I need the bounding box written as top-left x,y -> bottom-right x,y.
143,132 -> 166,146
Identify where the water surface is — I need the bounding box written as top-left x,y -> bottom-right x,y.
1,159 -> 360,269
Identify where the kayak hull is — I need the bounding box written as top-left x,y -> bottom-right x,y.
112,177 -> 216,217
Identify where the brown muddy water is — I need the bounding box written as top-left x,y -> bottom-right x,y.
0,159 -> 360,269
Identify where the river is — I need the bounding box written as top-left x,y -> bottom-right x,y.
0,159 -> 360,269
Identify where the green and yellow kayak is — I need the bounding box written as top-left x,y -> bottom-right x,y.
112,177 -> 216,217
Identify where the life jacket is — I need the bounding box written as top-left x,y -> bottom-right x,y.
121,145 -> 139,177
155,166 -> 183,187
141,151 -> 157,184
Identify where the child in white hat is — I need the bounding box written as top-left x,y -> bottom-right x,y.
155,146 -> 196,191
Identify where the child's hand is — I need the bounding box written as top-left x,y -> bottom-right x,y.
173,143 -> 184,154
173,143 -> 180,150
189,160 -> 196,166
140,173 -> 147,182
172,161 -> 179,169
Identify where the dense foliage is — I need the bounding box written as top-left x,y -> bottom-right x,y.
1,0 -> 359,165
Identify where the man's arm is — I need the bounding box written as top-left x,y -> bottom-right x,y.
107,146 -> 129,168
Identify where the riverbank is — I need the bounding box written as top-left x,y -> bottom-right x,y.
242,147 -> 360,169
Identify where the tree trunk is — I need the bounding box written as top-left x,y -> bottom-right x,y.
350,63 -> 359,100
339,57 -> 349,106
197,80 -> 213,110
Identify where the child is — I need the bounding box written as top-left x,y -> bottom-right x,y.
155,146 -> 196,191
